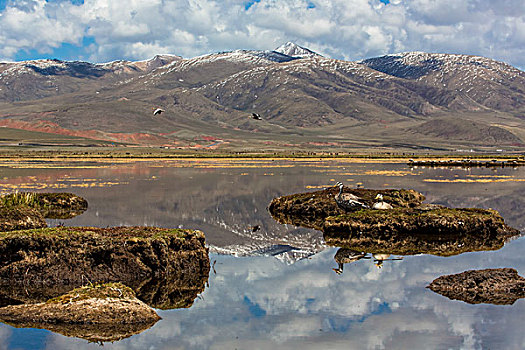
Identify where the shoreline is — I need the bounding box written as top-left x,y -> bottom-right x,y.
0,149 -> 523,161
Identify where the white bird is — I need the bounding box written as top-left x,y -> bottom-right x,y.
153,108 -> 164,116
372,193 -> 393,209
372,202 -> 393,210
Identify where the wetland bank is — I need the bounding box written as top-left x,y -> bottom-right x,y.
0,157 -> 524,349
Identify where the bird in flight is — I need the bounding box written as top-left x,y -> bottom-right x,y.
153,108 -> 165,116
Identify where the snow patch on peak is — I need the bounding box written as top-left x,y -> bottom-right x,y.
274,42 -> 321,58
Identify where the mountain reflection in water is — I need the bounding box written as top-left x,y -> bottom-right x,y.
0,158 -> 523,349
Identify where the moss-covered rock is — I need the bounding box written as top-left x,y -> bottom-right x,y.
0,192 -> 88,219
0,282 -> 160,342
0,192 -> 88,232
323,208 -> 519,256
0,206 -> 46,232
0,226 -> 209,309
427,268 -> 525,305
268,186 -> 425,230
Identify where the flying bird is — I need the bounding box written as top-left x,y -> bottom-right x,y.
153,108 -> 164,116
251,113 -> 262,120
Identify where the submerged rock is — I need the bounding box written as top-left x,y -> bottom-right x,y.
268,186 -> 425,230
427,268 -> 525,305
323,208 -> 519,256
0,282 -> 160,342
0,226 -> 210,309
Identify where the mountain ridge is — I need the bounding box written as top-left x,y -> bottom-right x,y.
0,43 -> 523,153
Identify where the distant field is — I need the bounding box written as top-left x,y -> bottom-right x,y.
0,145 -> 522,160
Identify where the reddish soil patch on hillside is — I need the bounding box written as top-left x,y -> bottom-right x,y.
0,119 -> 171,146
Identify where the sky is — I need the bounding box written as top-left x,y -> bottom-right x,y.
0,0 -> 524,69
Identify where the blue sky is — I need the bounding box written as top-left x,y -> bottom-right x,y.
0,0 -> 524,69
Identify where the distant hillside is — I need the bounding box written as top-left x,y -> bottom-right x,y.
0,127 -> 119,146
408,118 -> 523,144
0,43 -> 523,153
0,55 -> 180,102
361,52 -> 525,112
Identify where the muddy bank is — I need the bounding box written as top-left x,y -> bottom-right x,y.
427,268 -> 525,305
323,208 -> 519,256
268,186 -> 425,230
0,282 -> 160,342
0,226 -> 210,309
0,192 -> 88,230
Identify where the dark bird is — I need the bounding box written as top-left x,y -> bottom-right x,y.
334,181 -> 368,211
333,248 -> 368,274
153,108 -> 164,115
251,225 -> 261,232
251,113 -> 262,120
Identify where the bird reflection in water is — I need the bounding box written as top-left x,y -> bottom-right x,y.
372,253 -> 403,268
333,249 -> 404,274
333,249 -> 368,274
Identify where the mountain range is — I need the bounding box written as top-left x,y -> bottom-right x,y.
0,42 -> 524,153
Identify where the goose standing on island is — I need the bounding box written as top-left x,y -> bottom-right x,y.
334,182 -> 368,211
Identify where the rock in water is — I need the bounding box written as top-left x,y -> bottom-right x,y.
0,192 -> 88,232
323,208 -> 519,256
427,268 -> 525,305
268,187 -> 425,230
0,226 -> 210,309
0,282 -> 160,342
0,206 -> 46,231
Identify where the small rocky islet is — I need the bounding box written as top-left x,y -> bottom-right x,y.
0,192 -> 210,341
268,184 -> 519,256
0,282 -> 161,343
269,184 -> 522,304
427,268 -> 525,305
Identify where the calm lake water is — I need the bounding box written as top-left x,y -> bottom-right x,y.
0,158 -> 524,350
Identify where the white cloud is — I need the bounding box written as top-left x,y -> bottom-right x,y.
0,0 -> 524,68
38,243 -> 525,350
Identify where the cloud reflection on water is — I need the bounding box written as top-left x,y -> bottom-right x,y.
25,237 -> 524,350
0,159 -> 524,349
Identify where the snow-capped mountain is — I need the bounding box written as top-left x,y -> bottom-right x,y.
274,42 -> 321,58
0,43 -> 523,151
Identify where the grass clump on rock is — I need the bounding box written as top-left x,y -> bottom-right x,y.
0,192 -> 88,231
0,192 -> 88,219
0,205 -> 46,232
